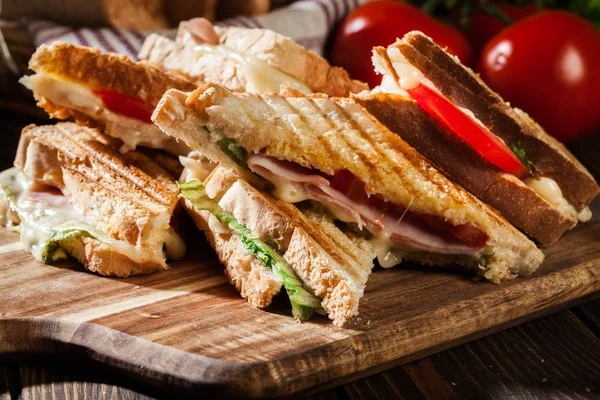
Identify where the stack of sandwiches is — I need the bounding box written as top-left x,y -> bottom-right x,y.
0,19 -> 596,326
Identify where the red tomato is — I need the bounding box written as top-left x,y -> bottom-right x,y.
408,84 -> 527,177
477,11 -> 600,143
93,89 -> 154,123
462,2 -> 537,51
330,0 -> 474,88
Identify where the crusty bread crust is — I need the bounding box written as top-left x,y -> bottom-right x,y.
29,41 -> 196,106
139,26 -> 368,96
71,237 -> 165,277
356,93 -> 576,245
13,123 -> 181,276
397,31 -> 599,211
154,84 -> 544,281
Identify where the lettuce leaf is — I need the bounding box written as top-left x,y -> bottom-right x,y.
178,180 -> 325,320
41,228 -> 95,264
216,137 -> 248,167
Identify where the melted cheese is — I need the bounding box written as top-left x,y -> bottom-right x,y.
369,235 -> 409,268
193,44 -> 313,94
20,74 -> 102,111
20,74 -> 189,156
208,214 -> 230,234
179,153 -> 216,182
386,47 -> 425,91
525,177 -> 592,222
0,167 -> 178,265
164,228 -> 186,260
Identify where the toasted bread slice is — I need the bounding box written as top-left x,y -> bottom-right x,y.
21,41 -> 196,155
377,32 -> 598,215
355,92 -> 577,245
139,22 -> 368,96
6,122 -> 184,276
153,83 -> 544,282
181,164 -> 374,326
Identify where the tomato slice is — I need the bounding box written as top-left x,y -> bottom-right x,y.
407,84 -> 527,177
93,89 -> 154,123
329,170 -> 370,205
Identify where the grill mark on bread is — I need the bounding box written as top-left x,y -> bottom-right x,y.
155,84 -> 546,281
279,97 -> 340,166
52,124 -> 178,206
21,123 -> 176,250
274,200 -> 367,284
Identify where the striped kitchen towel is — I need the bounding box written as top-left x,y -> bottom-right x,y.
26,0 -> 368,59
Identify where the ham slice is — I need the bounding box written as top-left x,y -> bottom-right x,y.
23,186 -> 71,208
248,153 -> 484,256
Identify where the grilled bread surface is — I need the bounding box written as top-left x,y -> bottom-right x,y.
139,24 -> 368,96
153,83 -> 544,282
13,123 -> 181,276
356,92 -> 577,245
393,31 -> 598,212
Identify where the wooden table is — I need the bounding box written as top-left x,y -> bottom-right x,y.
1,109 -> 599,399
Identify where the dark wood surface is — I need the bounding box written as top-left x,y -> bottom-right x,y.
1,109 -> 600,399
1,298 -> 599,399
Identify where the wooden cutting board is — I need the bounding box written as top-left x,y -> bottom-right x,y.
1,199 -> 599,398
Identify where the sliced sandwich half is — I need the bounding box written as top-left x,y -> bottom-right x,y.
20,41 -> 197,155
0,122 -> 185,276
153,83 -> 545,283
139,18 -> 368,96
177,159 -> 374,326
356,31 -> 599,245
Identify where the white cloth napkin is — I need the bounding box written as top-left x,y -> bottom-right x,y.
26,0 -> 368,59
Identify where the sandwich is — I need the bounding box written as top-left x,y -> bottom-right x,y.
138,18 -> 368,96
178,162 -> 374,325
152,83 -> 545,286
355,31 -> 599,245
19,41 -> 197,156
0,122 -> 185,276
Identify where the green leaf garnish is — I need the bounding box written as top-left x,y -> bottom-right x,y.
479,252 -> 494,270
217,137 -> 248,168
510,141 -> 534,177
41,228 -> 95,264
178,180 -> 325,320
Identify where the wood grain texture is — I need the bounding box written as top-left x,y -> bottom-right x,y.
1,194 -> 599,397
3,300 -> 599,399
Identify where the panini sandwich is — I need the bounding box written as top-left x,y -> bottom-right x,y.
139,18 -> 368,96
20,41 -> 197,155
153,83 -> 545,284
0,122 -> 185,276
356,31 -> 599,245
